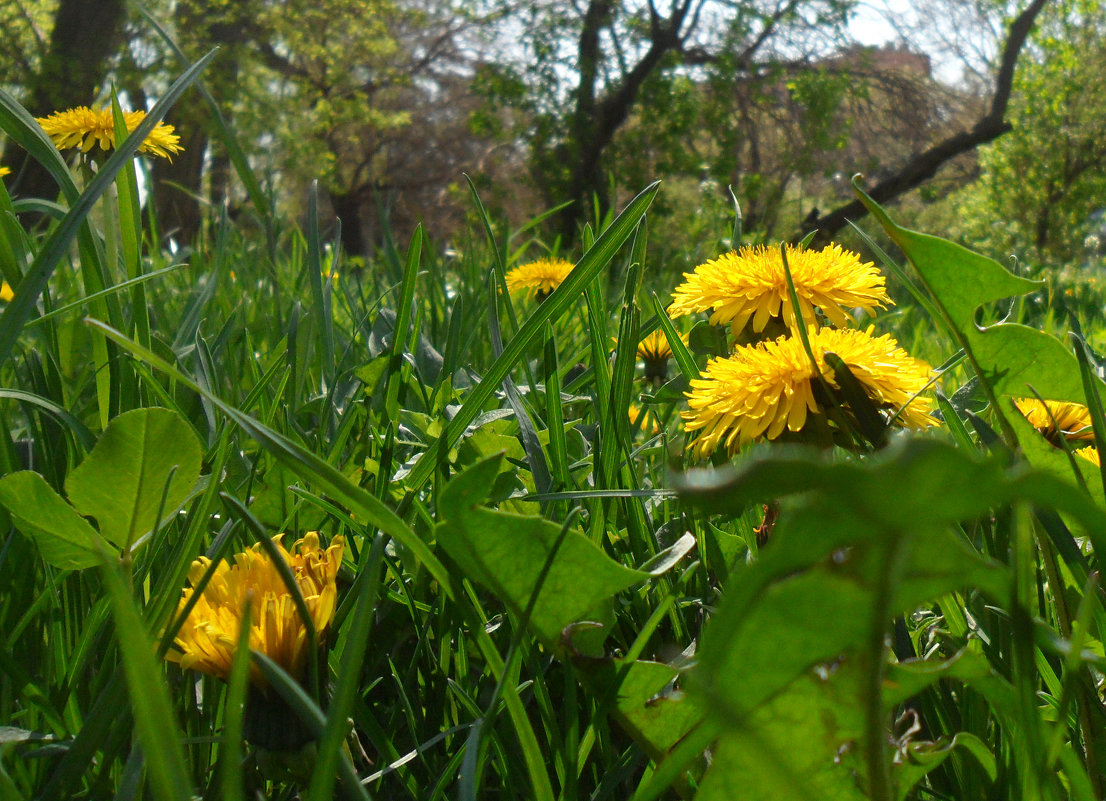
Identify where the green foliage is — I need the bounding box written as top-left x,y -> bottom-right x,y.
0,470 -> 108,569
949,0 -> 1106,269
0,1 -> 57,96
66,408 -> 202,549
0,407 -> 202,567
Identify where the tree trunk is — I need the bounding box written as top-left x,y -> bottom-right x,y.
554,0 -> 695,240
7,0 -> 127,201
151,122 -> 209,248
330,190 -> 368,259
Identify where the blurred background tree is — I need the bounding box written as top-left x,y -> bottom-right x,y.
3,0 -> 1101,275
942,0 -> 1106,271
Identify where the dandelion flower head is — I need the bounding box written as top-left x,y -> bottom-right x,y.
36,106 -> 182,160
628,403 -> 661,435
637,329 -> 688,363
682,326 -> 936,458
1077,446 -> 1100,466
636,329 -> 688,384
167,532 -> 343,686
0,283 -> 12,302
668,243 -> 890,337
1014,397 -> 1093,443
505,257 -> 574,300
0,166 -> 9,178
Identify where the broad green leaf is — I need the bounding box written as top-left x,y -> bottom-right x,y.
852,177 -> 1039,334
676,438 -> 1106,553
65,408 -> 203,549
435,454 -> 649,652
674,434 -> 1106,801
0,471 -> 108,569
694,671 -> 867,801
971,323 -> 1087,403
675,438 -> 1010,527
682,441 -> 1020,780
591,659 -> 704,757
853,181 -> 1104,438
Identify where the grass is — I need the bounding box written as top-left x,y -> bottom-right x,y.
3,60 -> 1106,801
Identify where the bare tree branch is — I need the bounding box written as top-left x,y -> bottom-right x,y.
803,0 -> 1050,243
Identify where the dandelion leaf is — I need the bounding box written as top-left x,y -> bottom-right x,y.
435,453 -> 649,654
695,670 -> 867,801
852,177 -> 1039,334
685,439 -> 1028,800
854,179 -> 1100,425
0,470 -> 108,569
676,438 -> 1014,527
65,407 -> 202,549
586,658 -> 703,758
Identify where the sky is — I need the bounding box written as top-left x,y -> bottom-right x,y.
850,0 -> 904,45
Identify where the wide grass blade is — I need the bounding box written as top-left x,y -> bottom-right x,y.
305,535 -> 386,801
219,598 -> 252,801
649,293 -> 698,381
100,558 -> 194,801
251,652 -> 370,801
306,184 -> 336,389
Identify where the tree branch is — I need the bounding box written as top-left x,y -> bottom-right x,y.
803,0 -> 1050,243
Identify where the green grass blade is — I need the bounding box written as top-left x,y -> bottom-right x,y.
251,652 -> 369,801
99,558 -> 193,801
1071,334 -> 1106,502
219,598 -> 252,801
306,535 -> 386,801
306,184 -> 336,389
649,293 -> 698,381
384,226 -> 423,421
543,325 -> 571,490
0,388 -> 96,451
487,270 -> 552,496
25,263 -> 185,329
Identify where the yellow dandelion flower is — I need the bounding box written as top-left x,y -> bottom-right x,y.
668,243 -> 890,337
636,329 -> 681,362
1014,398 -> 1093,443
505,257 -> 574,301
628,403 -> 661,435
682,326 -> 936,458
0,282 -> 12,302
36,106 -> 182,160
636,329 -> 688,385
166,532 -> 343,686
1076,446 -> 1100,466
0,166 -> 9,178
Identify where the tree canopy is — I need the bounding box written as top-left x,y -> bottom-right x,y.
1,0 -> 1097,265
